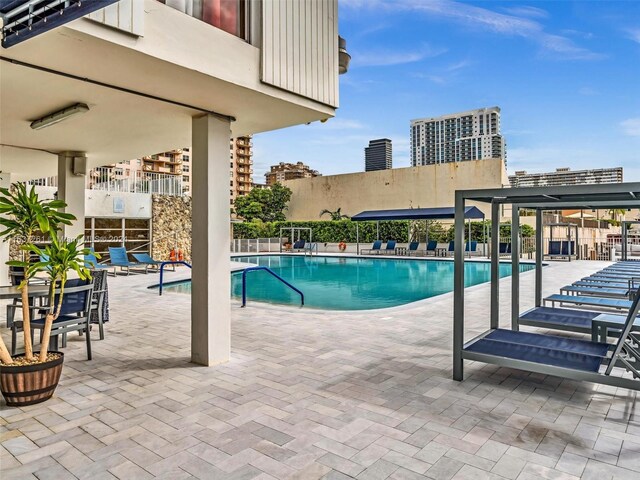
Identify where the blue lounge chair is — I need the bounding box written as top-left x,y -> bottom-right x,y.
381,240 -> 397,255
292,240 -> 306,252
548,241 -> 562,257
132,253 -> 164,271
499,242 -> 511,255
361,240 -> 382,255
465,241 -> 478,254
85,248 -> 116,276
559,285 -> 630,299
448,241 -> 455,255
108,247 -> 147,275
406,242 -> 420,256
544,294 -> 633,312
425,240 -> 438,256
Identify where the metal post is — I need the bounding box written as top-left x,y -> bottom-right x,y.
622,222 -> 628,261
453,192 -> 466,381
535,209 -> 543,307
376,221 -> 379,240
511,206 -> 520,331
490,202 -> 500,329
356,223 -> 360,255
567,224 -> 571,262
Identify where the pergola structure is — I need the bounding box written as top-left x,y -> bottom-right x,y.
351,206 -> 485,254
453,182 -> 640,389
621,220 -> 640,261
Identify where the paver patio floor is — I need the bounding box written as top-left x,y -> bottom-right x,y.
1,259 -> 639,479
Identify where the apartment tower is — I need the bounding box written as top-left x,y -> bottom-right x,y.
411,107 -> 506,166
265,162 -> 320,185
231,136 -> 253,204
365,138 -> 392,172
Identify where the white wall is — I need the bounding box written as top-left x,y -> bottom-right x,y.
34,187 -> 151,219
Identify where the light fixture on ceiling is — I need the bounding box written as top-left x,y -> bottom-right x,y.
30,103 -> 90,130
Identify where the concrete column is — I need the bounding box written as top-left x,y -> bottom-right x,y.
57,152 -> 86,240
191,114 -> 231,366
0,173 -> 12,284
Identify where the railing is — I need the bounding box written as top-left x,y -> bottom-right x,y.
28,167 -> 184,197
241,267 -> 304,307
158,261 -> 192,296
231,237 -> 281,253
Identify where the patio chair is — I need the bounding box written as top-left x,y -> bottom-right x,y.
361,240 -> 382,255
85,248 -> 117,276
381,240 -> 397,255
11,279 -> 94,360
499,242 -> 511,255
544,293 -> 633,312
292,240 -> 306,252
547,241 -> 562,257
407,242 -> 420,256
465,241 -> 478,254
90,269 -> 109,340
108,247 -> 147,275
6,266 -> 25,328
425,240 -> 438,256
448,241 -> 455,256
132,252 -> 163,271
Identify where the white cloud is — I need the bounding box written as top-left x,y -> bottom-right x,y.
502,5 -> 549,19
353,44 -> 447,67
343,0 -> 603,61
621,118 -> 640,137
579,87 -> 598,96
626,28 -> 640,44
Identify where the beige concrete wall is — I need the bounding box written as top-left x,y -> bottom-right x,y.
284,158 -> 509,220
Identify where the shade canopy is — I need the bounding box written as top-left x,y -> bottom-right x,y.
351,206 -> 485,222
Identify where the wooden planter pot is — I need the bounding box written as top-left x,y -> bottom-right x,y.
0,352 -> 64,407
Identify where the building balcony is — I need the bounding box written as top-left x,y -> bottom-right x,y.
236,140 -> 253,148
236,149 -> 253,157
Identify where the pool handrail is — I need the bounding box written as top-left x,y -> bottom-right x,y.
159,261 -> 192,296
241,266 -> 304,307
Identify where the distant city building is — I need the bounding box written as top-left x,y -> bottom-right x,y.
365,138 -> 393,172
509,167 -> 623,188
230,136 -> 254,205
111,135 -> 254,202
265,162 -> 320,186
410,107 -> 506,166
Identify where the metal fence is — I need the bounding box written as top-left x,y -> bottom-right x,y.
231,238 -> 281,253
27,167 -> 183,197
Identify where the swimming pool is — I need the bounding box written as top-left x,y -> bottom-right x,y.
161,255 -> 536,310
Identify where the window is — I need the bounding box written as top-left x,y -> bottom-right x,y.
182,155 -> 189,162
182,165 -> 189,172
183,175 -> 189,182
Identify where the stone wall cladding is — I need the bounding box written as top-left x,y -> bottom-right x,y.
151,194 -> 192,261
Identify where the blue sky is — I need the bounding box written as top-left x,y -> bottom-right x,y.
252,0 -> 640,183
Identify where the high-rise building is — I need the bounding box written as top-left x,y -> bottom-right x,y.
111,135 -> 253,202
265,162 -> 320,185
411,107 -> 506,166
365,138 -> 392,172
230,136 -> 254,204
509,167 -> 623,188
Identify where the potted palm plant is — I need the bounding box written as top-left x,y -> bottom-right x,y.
0,183 -> 91,406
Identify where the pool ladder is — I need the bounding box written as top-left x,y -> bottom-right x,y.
241,266 -> 304,307
158,261 -> 192,296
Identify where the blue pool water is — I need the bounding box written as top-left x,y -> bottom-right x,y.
161,255 -> 535,310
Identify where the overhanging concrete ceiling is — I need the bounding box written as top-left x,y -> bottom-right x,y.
1,16 -> 336,180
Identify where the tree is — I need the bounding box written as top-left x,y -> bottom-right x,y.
0,184 -> 75,363
319,208 -> 349,220
234,183 -> 292,222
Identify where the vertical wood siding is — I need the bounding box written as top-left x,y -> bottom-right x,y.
87,0 -> 144,36
262,0 -> 338,108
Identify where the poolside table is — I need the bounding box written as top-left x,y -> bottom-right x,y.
435,247 -> 448,257
0,285 -> 50,300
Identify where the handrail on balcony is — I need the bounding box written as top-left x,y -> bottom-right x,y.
241,266 -> 304,307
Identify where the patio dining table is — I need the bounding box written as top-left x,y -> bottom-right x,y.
0,285 -> 50,300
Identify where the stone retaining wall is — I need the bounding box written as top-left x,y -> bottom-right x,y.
151,194 -> 192,261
